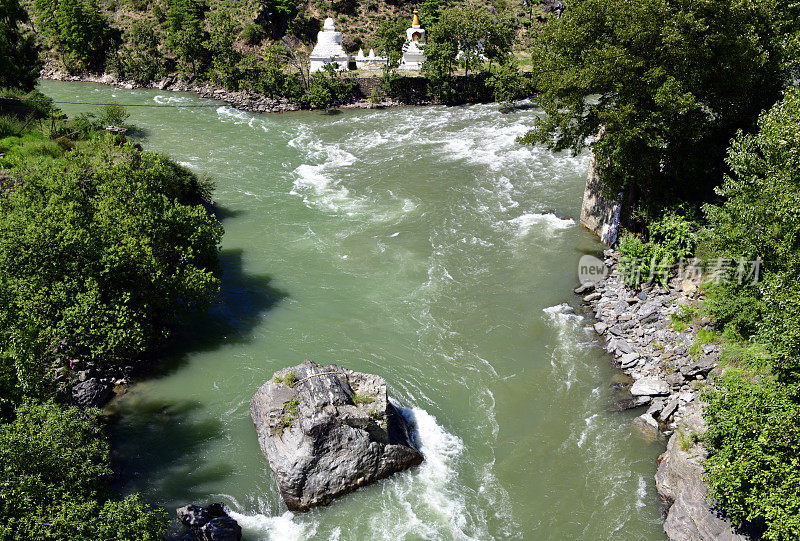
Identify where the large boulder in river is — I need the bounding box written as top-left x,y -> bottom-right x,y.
250,360 -> 423,511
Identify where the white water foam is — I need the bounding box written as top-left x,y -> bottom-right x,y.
509,213 -> 574,237
369,406 -> 476,540
227,406 -> 485,540
153,94 -> 194,105
227,510 -> 317,540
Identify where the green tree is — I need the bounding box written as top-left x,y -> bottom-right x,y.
0,401 -> 167,540
106,20 -> 165,84
165,0 -> 208,75
519,0 -> 800,204
0,135 -> 222,390
0,0 -> 41,91
206,8 -> 242,89
703,88 -> 800,378
425,4 -> 518,100
371,18 -> 406,69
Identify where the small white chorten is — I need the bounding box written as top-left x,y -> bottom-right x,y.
310,18 -> 350,73
355,48 -> 387,70
399,10 -> 426,71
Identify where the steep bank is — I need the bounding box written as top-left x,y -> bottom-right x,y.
578,251 -> 748,540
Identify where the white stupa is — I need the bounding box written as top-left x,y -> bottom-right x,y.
309,18 -> 350,73
355,48 -> 387,70
399,10 -> 426,71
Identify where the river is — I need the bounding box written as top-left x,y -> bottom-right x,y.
39,80 -> 665,540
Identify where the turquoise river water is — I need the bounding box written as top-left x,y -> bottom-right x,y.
40,80 -> 666,540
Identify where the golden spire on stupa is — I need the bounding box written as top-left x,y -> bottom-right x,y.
412,9 -> 421,27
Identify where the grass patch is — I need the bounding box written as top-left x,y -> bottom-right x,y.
678,430 -> 701,452
670,303 -> 700,332
274,396 -> 300,436
719,340 -> 773,373
353,392 -> 375,405
273,371 -> 299,388
688,328 -> 721,355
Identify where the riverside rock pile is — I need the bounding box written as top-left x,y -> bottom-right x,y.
250,360 -> 423,511
39,63 -> 416,114
578,249 -> 747,541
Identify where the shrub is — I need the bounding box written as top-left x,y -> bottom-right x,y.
0,401 -> 168,540
0,135 -> 222,391
703,88 -> 800,376
704,376 -> 800,540
618,211 -> 697,287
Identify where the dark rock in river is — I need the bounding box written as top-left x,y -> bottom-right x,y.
177,502 -> 241,541
250,360 -> 423,511
71,378 -> 112,408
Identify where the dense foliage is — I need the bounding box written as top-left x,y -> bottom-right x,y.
618,211 -> 697,287
0,97 -> 221,538
520,0 -> 800,204
699,89 -> 800,540
703,88 -> 800,371
106,20 -> 165,85
32,0 -> 110,71
703,377 -> 800,540
0,0 -> 41,91
0,131 -> 222,397
424,3 -> 518,102
0,401 -> 167,540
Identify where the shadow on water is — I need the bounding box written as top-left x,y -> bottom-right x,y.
108,398 -> 230,504
146,248 -> 287,380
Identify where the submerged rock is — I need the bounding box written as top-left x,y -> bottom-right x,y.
250,360 -> 423,511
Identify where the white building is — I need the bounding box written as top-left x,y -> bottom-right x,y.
399,10 -> 426,71
309,18 -> 351,73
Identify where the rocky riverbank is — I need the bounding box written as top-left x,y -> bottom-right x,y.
578,250 -> 748,541
39,62 -> 426,113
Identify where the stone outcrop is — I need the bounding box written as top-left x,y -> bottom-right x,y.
655,402 -> 748,541
579,136 -> 622,245
250,360 -> 423,511
176,502 -> 242,541
71,378 -> 112,409
577,250 -> 749,540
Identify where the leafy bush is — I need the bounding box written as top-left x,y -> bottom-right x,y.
618,211 -> 696,287
703,88 -> 800,375
0,134 -> 222,393
74,101 -> 133,134
0,401 -> 167,540
703,376 -> 800,541
302,66 -> 359,109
